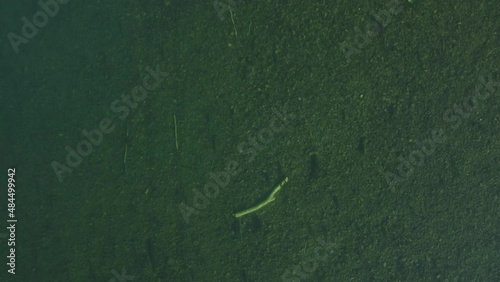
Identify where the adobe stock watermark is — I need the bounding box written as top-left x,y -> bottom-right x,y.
384,74 -> 499,190
51,65 -> 168,183
213,0 -> 242,21
339,0 -> 405,63
108,268 -> 135,282
7,0 -> 71,54
178,106 -> 295,224
281,235 -> 338,282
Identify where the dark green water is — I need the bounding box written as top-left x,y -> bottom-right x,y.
0,0 -> 498,281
